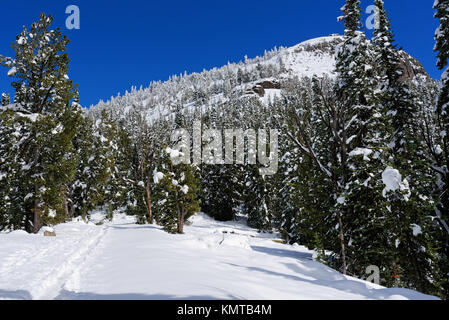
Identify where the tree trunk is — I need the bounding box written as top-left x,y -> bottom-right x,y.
32,197 -> 42,234
174,187 -> 183,234
145,183 -> 153,224
63,194 -> 69,221
31,142 -> 42,234
337,211 -> 347,275
178,208 -> 185,234
69,201 -> 75,219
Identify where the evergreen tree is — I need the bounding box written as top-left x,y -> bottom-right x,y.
72,110 -> 115,219
334,0 -> 385,275
1,93 -> 10,106
269,101 -> 304,244
71,113 -> 93,218
154,147 -> 200,234
243,166 -> 269,231
105,124 -> 132,212
434,0 -> 449,220
281,76 -> 344,268
125,111 -> 173,224
0,14 -> 80,233
369,0 -> 440,293
434,0 -> 449,298
0,107 -> 24,230
200,103 -> 243,222
201,164 -> 242,221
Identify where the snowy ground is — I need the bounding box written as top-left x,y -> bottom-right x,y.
0,211 -> 438,300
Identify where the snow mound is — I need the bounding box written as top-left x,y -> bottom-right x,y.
382,166 -> 411,200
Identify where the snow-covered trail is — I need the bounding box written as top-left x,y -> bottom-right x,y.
0,218 -> 107,300
0,213 -> 438,300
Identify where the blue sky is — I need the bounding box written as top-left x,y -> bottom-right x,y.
0,0 -> 441,107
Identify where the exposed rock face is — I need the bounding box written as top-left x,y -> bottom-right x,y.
398,50 -> 430,81
246,79 -> 281,97
257,80 -> 281,90
298,35 -> 344,56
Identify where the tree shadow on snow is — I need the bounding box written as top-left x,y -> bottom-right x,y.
0,289 -> 32,300
225,262 -> 435,300
55,289 -> 229,300
109,224 -> 163,231
250,245 -> 313,260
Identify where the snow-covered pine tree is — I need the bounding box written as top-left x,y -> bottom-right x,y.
125,111 -> 170,224
56,98 -> 83,224
370,0 -> 439,293
126,143 -> 149,224
240,98 -> 277,230
434,0 -> 449,299
434,0 -> 449,218
243,166 -> 271,231
269,96 -> 303,244
434,1 -> 449,214
335,0 -> 377,275
105,123 -> 132,213
201,164 -> 242,221
0,106 -> 24,230
0,14 -> 80,233
72,110 -> 116,219
1,93 -> 10,106
332,0 -> 394,277
154,147 -> 200,234
280,76 -> 341,259
435,0 -> 449,73
200,102 -> 243,222
125,113 -> 150,224
71,113 -> 94,218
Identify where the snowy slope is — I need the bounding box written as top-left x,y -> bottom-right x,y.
0,212 -> 438,300
89,34 -> 430,125
89,35 -> 342,121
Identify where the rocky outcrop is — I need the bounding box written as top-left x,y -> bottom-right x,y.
245,79 -> 281,97
398,50 -> 430,81
298,35 -> 344,55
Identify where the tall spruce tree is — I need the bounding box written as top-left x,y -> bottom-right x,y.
0,106 -> 24,230
334,0 -> 386,275
370,0 -> 439,294
243,166 -> 271,231
105,123 -> 132,213
434,0 -> 449,221
200,103 -> 243,222
0,14 -> 80,233
72,110 -> 116,219
434,0 -> 449,298
125,113 -> 169,224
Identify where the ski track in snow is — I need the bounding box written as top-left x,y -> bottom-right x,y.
37,226 -> 108,300
0,218 -> 108,300
0,213 -> 439,300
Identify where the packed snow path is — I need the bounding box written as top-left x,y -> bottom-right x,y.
0,213 -> 438,300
